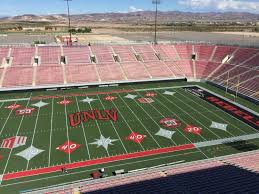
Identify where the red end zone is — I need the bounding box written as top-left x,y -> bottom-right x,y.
3,144 -> 195,181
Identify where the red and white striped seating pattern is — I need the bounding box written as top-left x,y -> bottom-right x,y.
175,44 -> 193,59
175,60 -> 194,78
3,67 -> 33,87
63,46 -> 90,64
141,52 -> 159,62
242,54 -> 259,68
144,62 -> 174,78
90,45 -> 112,54
11,47 -> 35,66
133,45 -> 154,53
36,66 -> 64,85
97,63 -> 125,81
117,52 -> 137,62
164,62 -> 185,77
153,45 -> 179,61
0,44 -> 258,101
66,64 -> 98,83
230,48 -> 259,65
0,48 -> 9,64
212,46 -> 237,63
195,45 -> 215,61
195,61 -> 220,79
38,47 -> 61,65
95,53 -> 114,63
121,62 -> 150,80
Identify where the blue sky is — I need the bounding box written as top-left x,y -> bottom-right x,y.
0,0 -> 259,16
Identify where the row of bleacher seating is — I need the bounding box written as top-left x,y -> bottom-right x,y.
42,151 -> 259,194
0,44 -> 258,100
0,45 -> 258,67
0,62 -> 185,87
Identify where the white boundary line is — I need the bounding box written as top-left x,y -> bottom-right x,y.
0,93 -> 32,185
63,97 -> 71,163
96,94 -> 128,154
108,94 -> 146,151
131,87 -> 210,159
74,96 -> 91,159
2,150 -> 202,188
117,94 -> 162,148
48,98 -> 54,166
179,88 -> 254,135
26,100 -> 42,170
85,95 -> 110,157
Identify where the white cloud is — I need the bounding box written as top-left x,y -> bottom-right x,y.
178,0 -> 259,12
128,6 -> 144,12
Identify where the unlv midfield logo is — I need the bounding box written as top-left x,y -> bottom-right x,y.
160,118 -> 181,128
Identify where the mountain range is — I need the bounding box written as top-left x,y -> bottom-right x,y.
1,11 -> 259,23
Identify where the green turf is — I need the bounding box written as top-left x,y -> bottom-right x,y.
0,81 -> 258,194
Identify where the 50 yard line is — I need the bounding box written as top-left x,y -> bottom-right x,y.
0,93 -> 33,185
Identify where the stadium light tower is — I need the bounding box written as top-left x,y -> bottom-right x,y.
152,0 -> 161,45
65,0 -> 72,46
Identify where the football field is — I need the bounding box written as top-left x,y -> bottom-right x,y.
0,81 -> 258,193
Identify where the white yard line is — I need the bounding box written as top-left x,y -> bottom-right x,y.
0,93 -> 33,185
0,101 -> 19,137
64,97 -> 71,163
125,91 -> 177,146
75,96 -> 91,159
87,96 -> 110,157
96,94 -> 128,154
130,88 -> 210,159
48,98 -> 54,166
178,88 -> 251,135
0,150 -> 202,188
155,90 -> 215,141
108,94 -> 145,151
162,90 -> 227,139
26,101 -> 42,170
117,95 -> 162,148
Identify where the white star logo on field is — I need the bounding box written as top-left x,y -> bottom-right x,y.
210,121 -> 228,131
15,146 -> 44,161
81,97 -> 97,104
163,91 -> 176,96
32,101 -> 49,108
90,135 -> 118,151
155,128 -> 175,139
125,94 -> 138,100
